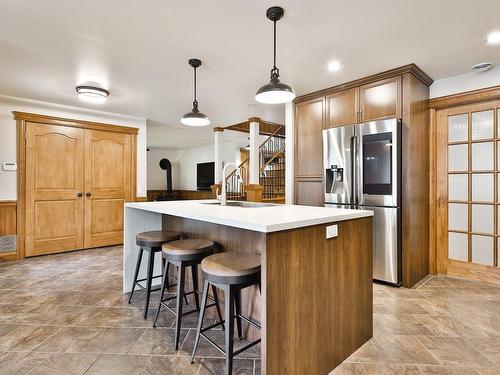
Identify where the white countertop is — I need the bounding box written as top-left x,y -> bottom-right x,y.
125,200 -> 373,233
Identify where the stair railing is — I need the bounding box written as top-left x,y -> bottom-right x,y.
225,125 -> 285,201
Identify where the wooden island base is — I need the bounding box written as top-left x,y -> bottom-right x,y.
163,215 -> 373,375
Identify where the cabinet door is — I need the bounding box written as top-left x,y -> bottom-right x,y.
84,130 -> 132,248
295,179 -> 324,206
25,123 -> 85,256
360,76 -> 401,122
295,98 -> 325,177
326,88 -> 359,128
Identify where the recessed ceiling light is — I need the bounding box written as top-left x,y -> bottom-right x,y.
485,31 -> 500,45
328,61 -> 341,72
75,85 -> 109,104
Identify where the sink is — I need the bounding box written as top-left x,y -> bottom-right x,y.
202,201 -> 275,208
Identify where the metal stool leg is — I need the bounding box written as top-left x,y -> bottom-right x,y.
174,262 -> 186,350
190,280 -> 210,364
128,248 -> 143,304
191,264 -> 200,311
212,285 -> 225,331
143,248 -> 155,319
153,258 -> 169,327
224,285 -> 235,375
234,289 -> 243,339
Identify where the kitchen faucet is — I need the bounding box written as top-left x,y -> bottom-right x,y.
220,162 -> 242,206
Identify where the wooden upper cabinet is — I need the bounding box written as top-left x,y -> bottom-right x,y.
295,98 -> 325,177
359,76 -> 401,122
326,88 -> 359,128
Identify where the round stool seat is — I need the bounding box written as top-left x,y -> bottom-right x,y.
162,239 -> 215,262
136,230 -> 181,248
201,253 -> 261,284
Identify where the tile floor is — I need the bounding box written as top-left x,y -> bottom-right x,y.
0,246 -> 499,374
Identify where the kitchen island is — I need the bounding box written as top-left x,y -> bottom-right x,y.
124,200 -> 373,374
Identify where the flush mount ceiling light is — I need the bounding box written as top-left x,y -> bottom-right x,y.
472,62 -> 494,73
181,58 -> 210,127
75,85 -> 109,104
485,31 -> 500,45
328,61 -> 341,72
255,6 -> 295,104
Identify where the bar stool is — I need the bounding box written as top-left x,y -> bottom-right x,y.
153,239 -> 224,351
191,253 -> 261,375
129,230 -> 181,318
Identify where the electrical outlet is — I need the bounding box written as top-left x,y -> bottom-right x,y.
326,224 -> 338,239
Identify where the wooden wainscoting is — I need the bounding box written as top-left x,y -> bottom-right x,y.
0,201 -> 17,236
147,190 -> 214,201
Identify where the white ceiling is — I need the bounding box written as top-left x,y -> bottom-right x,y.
0,0 -> 499,148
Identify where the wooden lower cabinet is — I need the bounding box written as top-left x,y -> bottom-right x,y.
295,178 -> 324,206
24,122 -> 134,256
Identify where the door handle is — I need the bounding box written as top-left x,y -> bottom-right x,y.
86,192 -> 92,197
77,192 -> 83,197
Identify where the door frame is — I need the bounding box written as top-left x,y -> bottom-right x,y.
14,111 -> 138,259
429,86 -> 500,283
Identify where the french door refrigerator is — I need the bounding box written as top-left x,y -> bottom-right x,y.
323,118 -> 401,286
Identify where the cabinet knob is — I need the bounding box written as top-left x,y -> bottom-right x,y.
86,192 -> 91,197
77,192 -> 83,197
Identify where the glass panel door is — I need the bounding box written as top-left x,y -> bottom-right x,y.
446,108 -> 498,267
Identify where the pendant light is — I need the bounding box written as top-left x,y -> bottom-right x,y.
181,58 -> 210,126
255,6 -> 295,104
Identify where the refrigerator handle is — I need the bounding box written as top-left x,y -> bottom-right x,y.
350,135 -> 356,206
352,135 -> 360,206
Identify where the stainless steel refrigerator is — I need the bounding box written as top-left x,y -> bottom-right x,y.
323,118 -> 401,286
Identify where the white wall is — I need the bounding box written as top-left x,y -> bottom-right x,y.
147,148 -> 179,190
430,66 -> 500,98
147,140 -> 247,191
0,95 -> 147,200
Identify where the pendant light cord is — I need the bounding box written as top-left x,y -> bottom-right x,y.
273,20 -> 277,70
193,66 -> 197,104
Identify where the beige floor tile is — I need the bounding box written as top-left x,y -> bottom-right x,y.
128,327 -> 187,355
27,353 -> 99,375
374,313 -> 434,336
374,298 -> 430,315
198,357 -> 255,375
416,336 -> 494,368
330,362 -> 422,374
0,325 -> 60,351
142,356 -> 199,375
84,354 -> 150,375
417,365 -> 483,375
371,335 -> 439,365
0,351 -> 49,375
33,327 -> 103,353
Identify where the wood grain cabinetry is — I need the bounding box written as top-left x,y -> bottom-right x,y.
295,98 -> 324,178
295,178 -> 324,206
293,64 -> 433,287
16,112 -> 137,258
326,88 -> 359,128
359,76 -> 401,122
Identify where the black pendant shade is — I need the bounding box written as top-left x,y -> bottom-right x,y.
255,6 -> 295,104
181,58 -> 210,126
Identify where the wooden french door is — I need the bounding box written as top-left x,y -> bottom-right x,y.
25,123 -> 132,256
84,130 -> 131,248
436,100 -> 500,284
25,123 -> 85,256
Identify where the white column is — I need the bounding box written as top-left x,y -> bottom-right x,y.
214,129 -> 223,183
249,118 -> 260,185
285,102 -> 294,204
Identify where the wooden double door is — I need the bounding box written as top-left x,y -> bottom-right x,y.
25,122 -> 133,256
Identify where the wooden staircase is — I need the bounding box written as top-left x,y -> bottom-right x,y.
225,126 -> 285,202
